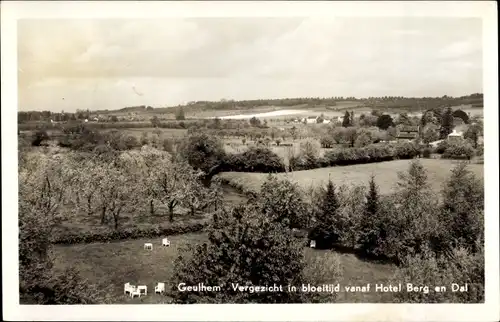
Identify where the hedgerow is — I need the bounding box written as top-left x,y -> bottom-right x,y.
291,142 -> 421,171
53,221 -> 208,245
222,147 -> 287,173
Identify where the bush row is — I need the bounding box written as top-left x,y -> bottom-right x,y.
221,147 -> 287,173
291,142 -> 422,171
53,221 -> 208,245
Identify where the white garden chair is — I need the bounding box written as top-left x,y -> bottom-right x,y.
138,285 -> 148,296
124,282 -> 137,295
155,282 -> 166,294
162,238 -> 170,247
130,289 -> 141,298
144,243 -> 153,250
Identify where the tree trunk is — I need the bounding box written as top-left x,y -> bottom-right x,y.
100,206 -> 107,224
149,199 -> 155,216
112,207 -> 122,231
87,195 -> 93,216
168,204 -> 174,222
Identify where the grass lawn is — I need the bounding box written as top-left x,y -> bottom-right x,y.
217,159 -> 484,195
52,233 -> 397,304
52,233 -> 206,304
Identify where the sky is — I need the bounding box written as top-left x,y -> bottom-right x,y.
18,17 -> 483,112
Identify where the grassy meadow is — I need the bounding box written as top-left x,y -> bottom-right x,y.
217,159 -> 484,195
52,232 -> 397,304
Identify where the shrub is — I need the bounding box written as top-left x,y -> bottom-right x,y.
169,206 -> 312,303
178,133 -> 226,175
442,142 -> 475,160
32,130 -> 50,146
354,130 -> 372,148
162,138 -> 174,153
376,114 -> 394,130
392,246 -> 484,303
391,141 -> 420,159
223,147 -> 286,173
322,142 -> 410,167
140,131 -> 150,145
422,147 -> 432,158
435,140 -> 449,154
320,136 -> 335,148
259,175 -> 309,229
476,145 -> 484,156
302,251 -> 342,303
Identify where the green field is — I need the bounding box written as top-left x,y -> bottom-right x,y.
217,159 -> 484,195
53,232 -> 397,304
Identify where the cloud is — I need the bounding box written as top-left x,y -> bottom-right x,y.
437,40 -> 481,60
17,17 -> 483,111
392,29 -> 424,36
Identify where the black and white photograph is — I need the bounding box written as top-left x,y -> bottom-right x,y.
2,1 -> 499,321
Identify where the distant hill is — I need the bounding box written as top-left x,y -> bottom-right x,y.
18,94 -> 483,119
168,94 -> 484,113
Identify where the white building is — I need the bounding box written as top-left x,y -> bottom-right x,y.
305,116 -> 319,124
447,129 -> 464,143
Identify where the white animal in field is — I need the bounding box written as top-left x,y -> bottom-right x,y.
310,240 -> 316,248
162,238 -> 170,247
124,282 -> 137,295
144,243 -> 153,250
155,282 -> 166,294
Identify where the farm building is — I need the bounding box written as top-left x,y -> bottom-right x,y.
396,125 -> 419,141
305,116 -> 319,124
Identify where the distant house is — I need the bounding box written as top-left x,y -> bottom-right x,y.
305,116 -> 318,124
323,119 -> 331,124
447,129 -> 464,143
396,125 -> 420,141
336,116 -> 344,123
